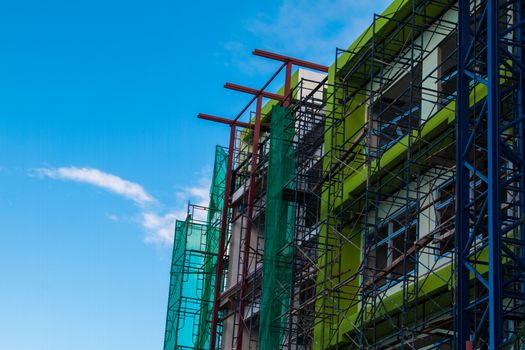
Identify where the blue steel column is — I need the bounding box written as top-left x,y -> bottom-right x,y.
486,0 -> 503,347
518,3 -> 525,331
456,0 -> 503,347
456,0 -> 525,348
456,0 -> 472,348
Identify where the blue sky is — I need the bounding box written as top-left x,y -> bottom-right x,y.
0,1 -> 390,349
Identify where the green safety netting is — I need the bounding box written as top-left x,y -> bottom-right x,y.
163,219 -> 190,350
197,146 -> 228,349
259,105 -> 296,350
163,146 -> 228,350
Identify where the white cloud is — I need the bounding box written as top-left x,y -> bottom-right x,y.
32,166 -> 212,247
142,176 -> 211,245
34,167 -> 154,206
246,0 -> 393,65
107,214 -> 120,222
217,0 -> 392,83
177,180 -> 211,207
141,211 -> 179,245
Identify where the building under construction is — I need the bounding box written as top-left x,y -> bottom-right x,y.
163,0 -> 525,348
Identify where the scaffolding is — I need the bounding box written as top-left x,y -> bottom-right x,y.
196,54 -> 330,350
212,71 -> 335,350
456,0 -> 525,347
163,146 -> 228,350
256,1 -> 461,348
195,8 -> 461,344
163,211 -> 209,350
165,0 -> 525,349
336,1 -> 459,348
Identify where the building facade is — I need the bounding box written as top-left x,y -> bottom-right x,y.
164,0 -> 525,349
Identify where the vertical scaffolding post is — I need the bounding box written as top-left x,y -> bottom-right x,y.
284,62 -> 293,107
486,0 -> 503,347
455,0 -> 471,348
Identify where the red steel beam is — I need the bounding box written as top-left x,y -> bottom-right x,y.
224,82 -> 284,101
208,125 -> 236,350
198,113 -> 269,131
283,61 -> 293,107
232,62 -> 287,122
253,48 -> 329,72
198,113 -> 254,129
235,95 -> 263,350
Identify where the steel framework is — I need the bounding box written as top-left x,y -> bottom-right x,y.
163,204 -> 221,350
198,51 -> 329,350
164,0 -> 525,349
163,146 -> 228,350
456,0 -> 525,348
307,1 -> 460,348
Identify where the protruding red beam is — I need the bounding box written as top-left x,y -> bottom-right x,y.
198,113 -> 254,129
198,113 -> 269,131
253,48 -> 329,72
231,62 -> 287,122
224,82 -> 284,101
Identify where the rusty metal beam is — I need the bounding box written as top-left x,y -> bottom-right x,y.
253,48 -> 329,72
224,82 -> 284,101
198,113 -> 269,131
198,113 -> 254,129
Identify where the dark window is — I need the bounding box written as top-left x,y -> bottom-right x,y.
437,33 -> 457,106
366,205 -> 418,288
370,64 -> 422,153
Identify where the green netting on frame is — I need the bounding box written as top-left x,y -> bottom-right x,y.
259,105 -> 296,350
163,146 -> 228,350
163,219 -> 189,350
197,146 -> 228,349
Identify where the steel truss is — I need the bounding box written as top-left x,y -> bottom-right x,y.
456,0 -> 525,348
